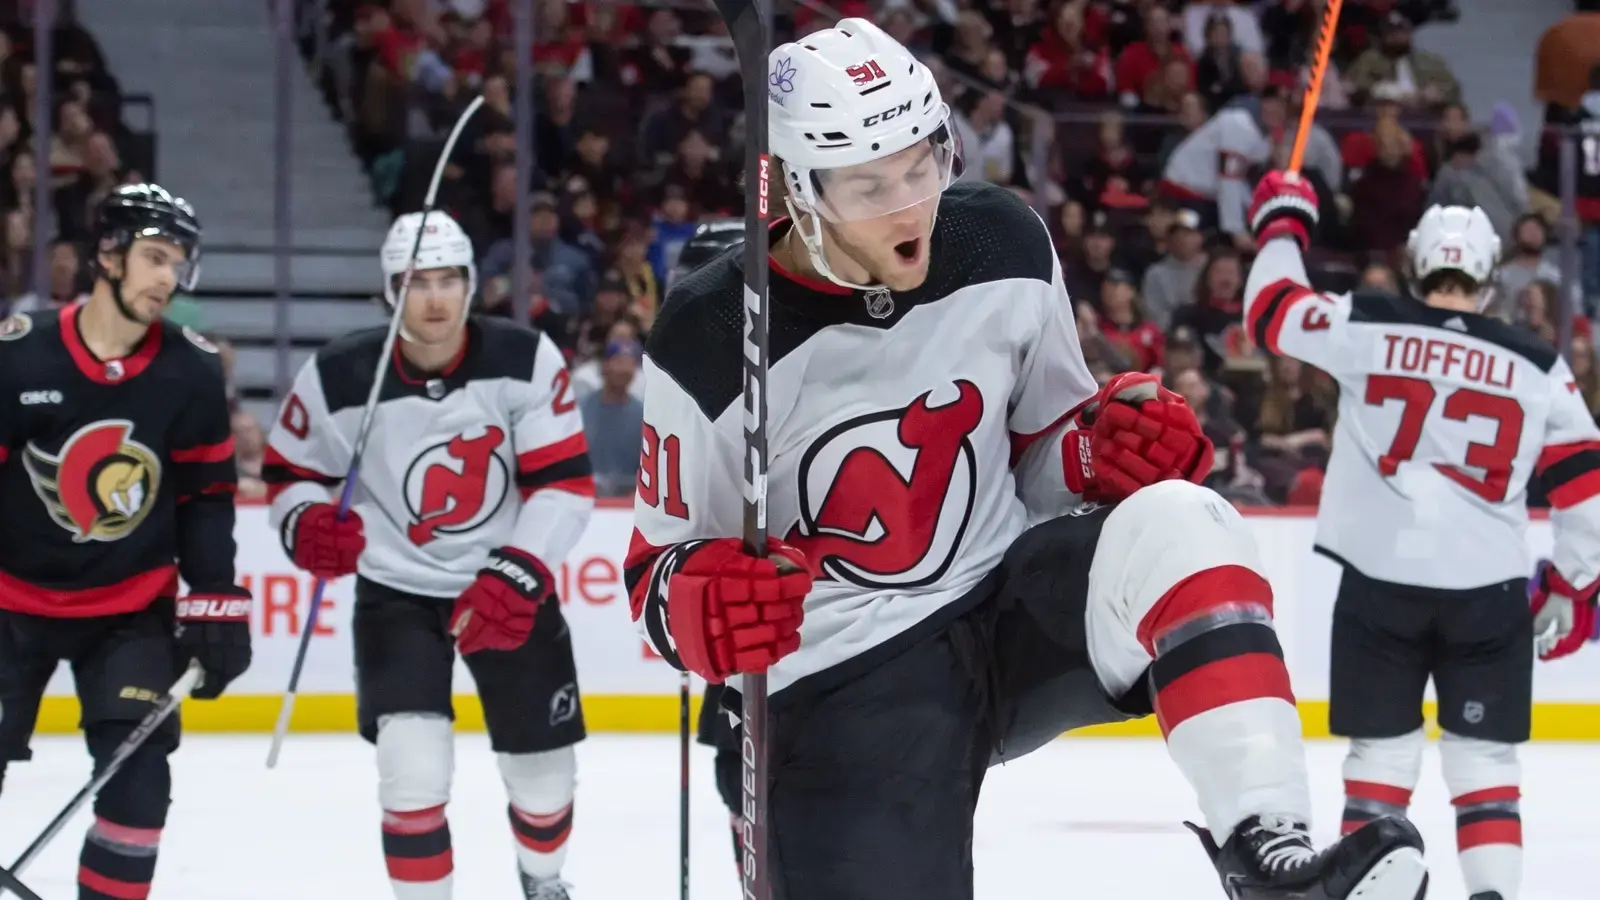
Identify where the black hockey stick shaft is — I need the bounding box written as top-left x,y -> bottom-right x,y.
714,1 -> 775,898
3,663 -> 202,891
678,671 -> 690,900
266,94 -> 486,768
0,864 -> 43,900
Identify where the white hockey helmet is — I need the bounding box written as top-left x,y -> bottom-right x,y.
1405,205 -> 1501,309
768,19 -> 959,289
380,209 -> 477,314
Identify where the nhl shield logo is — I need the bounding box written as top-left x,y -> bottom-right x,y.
0,313 -> 31,341
24,419 -> 161,542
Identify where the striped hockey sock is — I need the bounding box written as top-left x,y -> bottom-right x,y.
1342,780 -> 1413,836
1138,565 -> 1312,838
77,817 -> 160,900
382,805 -> 453,899
508,801 -> 573,882
1454,786 -> 1522,900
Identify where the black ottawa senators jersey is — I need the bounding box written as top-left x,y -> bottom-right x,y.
0,305 -> 239,617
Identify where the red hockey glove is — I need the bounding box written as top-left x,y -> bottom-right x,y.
667,537 -> 811,683
283,501 -> 365,581
1065,372 -> 1214,503
1248,170 -> 1320,250
1529,559 -> 1598,661
175,587 -> 253,699
451,547 -> 555,655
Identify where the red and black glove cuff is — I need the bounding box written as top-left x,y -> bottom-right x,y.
478,546 -> 555,605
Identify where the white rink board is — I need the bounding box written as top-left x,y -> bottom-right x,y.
40,504 -> 1600,703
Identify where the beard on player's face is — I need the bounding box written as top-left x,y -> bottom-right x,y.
104,249 -> 176,325
819,201 -> 935,292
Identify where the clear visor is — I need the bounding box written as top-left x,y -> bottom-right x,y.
809,130 -> 959,223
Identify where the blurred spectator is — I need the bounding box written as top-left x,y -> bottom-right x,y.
1341,88 -> 1430,182
615,223 -> 662,329
1345,11 -> 1460,109
1428,131 -> 1528,245
1115,4 -> 1193,109
1169,366 -> 1263,497
1063,217 -> 1119,306
1492,214 -> 1563,323
574,271 -> 637,362
11,239 -> 87,314
1518,279 -> 1561,346
1141,207 -> 1207,329
647,184 -> 699,285
1177,247 -> 1248,371
1428,102 -> 1474,176
1071,109 -> 1150,210
1250,355 -> 1334,499
1359,261 -> 1403,293
1161,323 -> 1206,378
56,131 -> 122,242
1022,2 -> 1112,101
1155,91 -> 1210,170
232,409 -> 267,500
1347,119 -> 1427,258
1098,267 -> 1164,371
1570,318 -> 1600,424
953,88 -> 1015,185
1182,0 -> 1265,59
1195,12 -> 1249,112
638,72 -> 726,172
945,10 -> 998,83
481,190 -> 595,316
579,333 -> 646,498
0,207 -> 29,300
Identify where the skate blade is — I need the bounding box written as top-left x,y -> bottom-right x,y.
1347,847 -> 1428,900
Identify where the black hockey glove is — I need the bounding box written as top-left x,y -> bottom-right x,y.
174,587 -> 254,699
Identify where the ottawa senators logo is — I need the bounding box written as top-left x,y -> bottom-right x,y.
24,420 -> 161,542
403,426 -> 509,546
786,380 -> 983,587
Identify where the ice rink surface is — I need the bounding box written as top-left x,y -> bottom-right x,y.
0,734 -> 1593,899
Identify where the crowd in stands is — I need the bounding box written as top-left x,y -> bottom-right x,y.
11,0 -> 1600,510
302,0 -> 1600,506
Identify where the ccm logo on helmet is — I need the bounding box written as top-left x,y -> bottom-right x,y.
863,100 -> 912,128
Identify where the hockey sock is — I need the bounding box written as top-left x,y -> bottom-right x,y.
382,805 -> 454,899
1340,731 -> 1424,835
1442,733 -> 1522,900
1137,564 -> 1311,840
507,802 -> 574,880
77,817 -> 160,900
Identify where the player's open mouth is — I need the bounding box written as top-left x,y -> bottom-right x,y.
894,239 -> 921,264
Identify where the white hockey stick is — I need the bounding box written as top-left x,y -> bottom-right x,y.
265,95 -> 485,768
0,663 -> 203,896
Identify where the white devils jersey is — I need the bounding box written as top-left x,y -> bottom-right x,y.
628,181 -> 1099,697
1244,237 -> 1600,592
263,318 -> 594,597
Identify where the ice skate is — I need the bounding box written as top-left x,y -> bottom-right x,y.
1189,814 -> 1428,900
520,871 -> 572,900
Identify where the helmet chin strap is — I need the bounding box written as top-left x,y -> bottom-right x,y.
104,254 -> 150,325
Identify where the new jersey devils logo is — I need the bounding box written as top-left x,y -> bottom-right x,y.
403,426 -> 509,546
24,420 -> 161,543
786,380 -> 984,587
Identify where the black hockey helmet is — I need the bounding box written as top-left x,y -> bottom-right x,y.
669,218 -> 745,288
94,183 -> 203,292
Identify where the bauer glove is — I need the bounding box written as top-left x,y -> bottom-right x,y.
282,501 -> 365,581
1064,371 -> 1214,504
451,547 -> 555,654
1248,170 -> 1320,250
175,586 -> 253,699
667,537 -> 811,683
1529,559 -> 1597,661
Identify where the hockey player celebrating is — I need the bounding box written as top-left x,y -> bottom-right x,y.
1245,172 -> 1600,900
262,211 -> 594,900
628,19 -> 1427,900
0,184 -> 252,900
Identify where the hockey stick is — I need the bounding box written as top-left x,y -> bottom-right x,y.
712,1 -> 775,898
678,670 -> 690,900
0,662 -> 203,896
1287,0 -> 1343,174
265,94 -> 486,768
0,864 -> 43,900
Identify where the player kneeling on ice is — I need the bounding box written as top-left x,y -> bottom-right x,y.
1247,171 -> 1600,900
0,185 -> 253,899
627,18 -> 1427,900
263,211 -> 595,900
